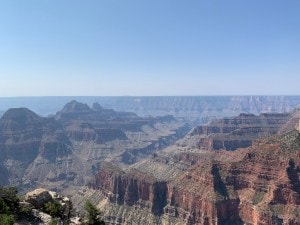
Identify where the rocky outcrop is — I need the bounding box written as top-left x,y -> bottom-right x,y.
17,188 -> 76,224
188,112 -> 290,150
55,100 -> 93,120
92,102 -> 104,111
94,163 -> 168,216
25,188 -> 53,209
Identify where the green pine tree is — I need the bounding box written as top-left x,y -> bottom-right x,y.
84,200 -> 105,225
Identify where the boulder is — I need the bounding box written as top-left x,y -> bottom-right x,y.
25,188 -> 53,209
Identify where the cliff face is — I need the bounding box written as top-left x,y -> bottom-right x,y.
92,130 -> 300,225
94,163 -> 168,216
0,108 -> 70,162
0,108 -> 71,188
187,113 -> 290,151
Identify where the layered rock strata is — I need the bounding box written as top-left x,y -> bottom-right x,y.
186,113 -> 290,151
92,131 -> 300,225
0,101 -> 188,193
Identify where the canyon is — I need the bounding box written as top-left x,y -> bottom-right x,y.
72,109 -> 300,224
0,100 -> 188,194
1,98 -> 300,224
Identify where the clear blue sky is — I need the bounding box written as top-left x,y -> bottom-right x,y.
0,0 -> 299,96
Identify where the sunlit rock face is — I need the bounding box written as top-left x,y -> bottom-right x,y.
91,129 -> 300,224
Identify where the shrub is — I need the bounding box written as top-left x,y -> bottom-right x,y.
84,200 -> 105,225
0,214 -> 15,225
44,201 -> 62,217
0,186 -> 18,210
0,186 -> 18,225
48,218 -> 58,225
0,199 -> 10,214
19,204 -> 32,217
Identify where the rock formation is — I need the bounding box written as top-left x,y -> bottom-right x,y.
87,111 -> 300,224
25,188 -> 54,209
0,108 -> 70,161
0,101 -> 188,194
18,188 -> 75,224
0,108 -> 71,189
94,163 -> 168,216
1,99 -> 300,224
184,112 -> 290,151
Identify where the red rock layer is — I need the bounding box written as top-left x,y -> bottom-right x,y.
94,131 -> 300,224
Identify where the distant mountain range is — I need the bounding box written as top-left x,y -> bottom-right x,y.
0,96 -> 299,122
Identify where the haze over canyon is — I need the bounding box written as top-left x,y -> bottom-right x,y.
1,96 -> 300,224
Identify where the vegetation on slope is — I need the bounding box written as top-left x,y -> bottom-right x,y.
0,186 -> 18,225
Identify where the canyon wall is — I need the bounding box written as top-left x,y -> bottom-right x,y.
92,131 -> 300,225
186,113 -> 290,151
0,101 -> 189,193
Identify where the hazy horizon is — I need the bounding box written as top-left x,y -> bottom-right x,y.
1,95 -> 300,116
1,0 -> 299,96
